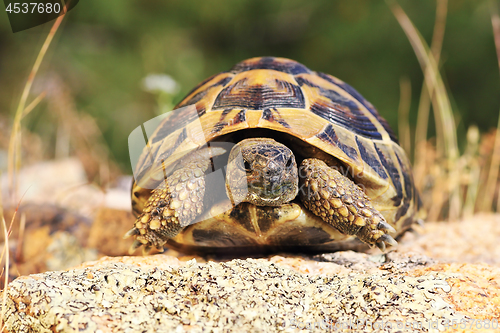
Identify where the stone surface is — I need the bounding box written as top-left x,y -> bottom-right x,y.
1,159 -> 499,332
2,252 -> 499,333
1,204 -> 97,286
1,158 -> 88,207
396,213 -> 500,265
0,158 -> 137,284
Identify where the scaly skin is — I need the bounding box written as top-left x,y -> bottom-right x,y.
298,158 -> 397,250
127,141 -> 397,253
225,138 -> 298,206
126,147 -> 224,252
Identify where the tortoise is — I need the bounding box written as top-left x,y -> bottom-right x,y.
126,57 -> 423,255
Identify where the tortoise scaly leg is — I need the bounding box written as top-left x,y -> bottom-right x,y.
126,147 -> 224,253
298,158 -> 397,250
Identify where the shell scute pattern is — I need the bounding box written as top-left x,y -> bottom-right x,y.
212,76 -> 306,111
374,142 -> 404,206
152,57 -> 406,197
316,124 -> 360,163
355,136 -> 388,181
132,57 -> 422,252
316,71 -> 398,143
261,108 -> 292,129
295,76 -> 383,140
230,56 -> 312,75
177,73 -> 234,117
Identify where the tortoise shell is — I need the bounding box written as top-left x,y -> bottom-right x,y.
131,57 -> 422,252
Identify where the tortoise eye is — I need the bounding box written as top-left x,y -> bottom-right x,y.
286,157 -> 293,168
243,160 -> 252,172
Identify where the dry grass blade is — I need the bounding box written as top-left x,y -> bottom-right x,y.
0,177 -> 8,330
462,126 -> 480,217
414,0 -> 447,168
0,217 -> 8,331
1,5 -> 70,320
414,0 -> 447,149
397,77 -> 412,155
0,189 -> 28,291
44,75 -> 117,186
15,213 -> 26,262
388,1 -> 457,160
7,4 -> 69,204
479,117 -> 500,212
22,91 -> 46,119
493,3 -> 500,71
389,0 -> 460,220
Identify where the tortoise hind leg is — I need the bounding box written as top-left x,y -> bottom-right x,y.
126,147 -> 225,253
298,158 -> 397,251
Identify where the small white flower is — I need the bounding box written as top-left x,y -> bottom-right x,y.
142,74 -> 179,94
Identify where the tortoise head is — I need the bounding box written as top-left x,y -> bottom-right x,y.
225,138 -> 298,206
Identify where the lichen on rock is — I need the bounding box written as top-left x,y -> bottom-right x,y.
2,253 -> 473,333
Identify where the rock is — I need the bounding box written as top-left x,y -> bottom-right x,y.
1,159 -> 132,219
0,205 -> 144,287
0,158 -> 137,285
87,208 -> 137,257
0,204 -> 96,286
396,213 -> 500,265
0,158 -> 87,206
2,252 -> 499,333
2,160 -> 499,331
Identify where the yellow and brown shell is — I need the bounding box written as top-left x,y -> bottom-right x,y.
131,57 -> 422,252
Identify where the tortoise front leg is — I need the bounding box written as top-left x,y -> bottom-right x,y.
126,147 -> 224,253
298,158 -> 397,251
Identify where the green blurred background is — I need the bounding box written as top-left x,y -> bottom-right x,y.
0,0 -> 498,173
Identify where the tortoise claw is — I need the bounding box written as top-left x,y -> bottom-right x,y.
376,239 -> 386,251
128,240 -> 143,254
124,227 -> 140,239
416,219 -> 425,227
376,234 -> 398,251
377,221 -> 396,234
142,245 -> 152,255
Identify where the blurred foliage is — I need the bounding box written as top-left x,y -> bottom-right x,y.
0,0 -> 498,173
